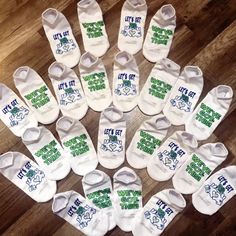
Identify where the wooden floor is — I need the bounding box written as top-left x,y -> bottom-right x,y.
0,0 -> 236,235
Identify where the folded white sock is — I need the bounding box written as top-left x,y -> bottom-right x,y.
172,143 -> 228,194
0,151 -> 56,202
56,116 -> 98,176
52,190 -> 109,236
143,4 -> 176,63
185,85 -> 233,140
192,165 -> 236,215
113,51 -> 139,112
77,0 -> 109,57
82,169 -> 116,230
42,8 -> 80,68
127,114 -> 171,169
0,83 -> 38,137
163,66 -> 204,125
13,66 -> 59,124
97,105 -> 126,169
79,52 -> 112,111
22,126 -> 71,181
113,167 -> 142,232
118,0 -> 147,55
132,189 -> 186,236
147,131 -> 198,181
48,61 -> 88,120
138,58 -> 180,115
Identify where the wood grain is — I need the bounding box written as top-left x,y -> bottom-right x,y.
0,0 -> 236,235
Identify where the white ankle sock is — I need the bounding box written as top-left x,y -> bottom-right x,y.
0,83 -> 38,137
79,52 -> 112,111
192,165 -> 236,215
97,105 -> 126,169
77,0 -> 109,57
82,170 -> 116,230
147,131 -> 198,181
56,116 -> 98,176
113,167 -> 142,232
185,85 -> 233,140
42,8 -> 80,68
126,114 -> 171,169
132,189 -> 186,236
143,4 -> 176,63
22,126 -> 71,181
113,51 -> 139,112
48,61 -> 88,120
173,143 -> 228,194
163,66 -> 204,125
52,190 -> 109,236
0,151 -> 56,202
118,0 -> 147,55
138,58 -> 180,115
13,66 -> 59,124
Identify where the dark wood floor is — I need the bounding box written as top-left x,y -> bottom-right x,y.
0,0 -> 236,235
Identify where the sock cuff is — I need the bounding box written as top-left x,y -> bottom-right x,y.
155,4 -> 176,25
77,0 -> 98,11
213,85 -> 233,101
0,83 -> 12,102
113,167 -> 139,185
158,58 -> 180,76
82,169 -> 107,186
176,131 -> 198,149
114,51 -> 135,68
126,0 -> 147,9
102,105 -> 124,122
181,66 -> 203,84
48,61 -> 68,80
0,152 -> 15,169
199,142 -> 228,158
79,52 -> 100,69
22,127 -> 42,144
42,8 -> 61,27
166,189 -> 186,210
56,116 -> 76,132
52,191 -> 72,213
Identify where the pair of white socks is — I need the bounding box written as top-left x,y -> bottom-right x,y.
132,189 -> 186,236
52,190 -> 109,236
48,61 -> 88,120
143,4 -> 176,62
113,51 -> 140,112
42,8 -> 80,68
173,143 -> 228,194
118,0 -> 147,55
22,126 -> 71,181
82,170 -> 116,230
138,58 -> 180,115
126,114 -> 171,169
192,165 -> 236,215
113,167 -> 142,232
163,65 -> 204,125
97,105 -> 126,169
79,52 -> 112,111
13,66 -> 59,124
186,85 -> 233,140
0,151 -> 56,202
147,131 -> 198,181
77,0 -> 109,57
56,116 -> 98,176
0,83 -> 38,137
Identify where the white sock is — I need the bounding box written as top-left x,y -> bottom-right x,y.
52,190 -> 109,236
147,131 -> 198,181
163,66 -> 204,125
97,105 -> 126,169
22,126 -> 71,181
118,0 -> 147,55
185,85 -> 233,140
192,165 -> 236,215
48,61 -> 88,120
113,167 -> 142,232
0,83 -> 38,137
173,143 -> 228,194
42,8 -> 81,68
0,151 -> 56,202
132,189 -> 186,236
82,169 -> 116,230
143,4 -> 176,63
138,58 -> 180,115
79,52 -> 112,111
56,116 -> 98,176
127,114 -> 171,169
113,51 -> 139,112
77,0 -> 109,57
13,66 -> 60,125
